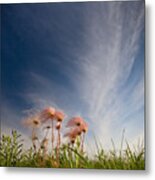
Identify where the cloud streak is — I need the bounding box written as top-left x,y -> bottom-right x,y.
1,1 -> 145,151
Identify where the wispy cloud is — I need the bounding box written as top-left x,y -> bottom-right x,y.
60,2 -> 144,148
24,1 -> 144,149
1,1 -> 144,151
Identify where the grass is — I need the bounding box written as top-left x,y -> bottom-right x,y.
0,130 -> 145,169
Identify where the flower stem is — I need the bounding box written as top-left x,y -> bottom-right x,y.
32,128 -> 37,153
81,133 -> 85,153
51,120 -> 54,156
56,128 -> 61,165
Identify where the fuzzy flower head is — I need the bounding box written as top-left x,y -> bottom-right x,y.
80,122 -> 88,133
66,116 -> 84,127
55,122 -> 62,130
54,110 -> 65,122
66,116 -> 88,132
22,114 -> 41,128
40,107 -> 55,122
64,127 -> 82,144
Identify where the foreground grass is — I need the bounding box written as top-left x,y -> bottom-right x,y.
0,130 -> 145,169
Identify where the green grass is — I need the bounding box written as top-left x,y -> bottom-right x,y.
0,130 -> 145,169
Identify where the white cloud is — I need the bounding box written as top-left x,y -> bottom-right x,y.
22,2 -> 144,150
66,2 -> 145,148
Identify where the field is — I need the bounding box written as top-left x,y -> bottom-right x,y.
0,130 -> 145,169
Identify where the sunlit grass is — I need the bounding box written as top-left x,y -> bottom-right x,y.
0,130 -> 145,169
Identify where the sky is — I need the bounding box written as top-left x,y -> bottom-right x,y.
1,1 -> 145,152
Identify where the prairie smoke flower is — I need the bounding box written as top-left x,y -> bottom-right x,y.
40,107 -> 55,122
22,115 -> 41,153
55,110 -> 65,122
66,117 -> 84,127
80,121 -> 88,133
65,116 -> 88,152
40,107 -> 56,156
66,116 -> 88,133
64,127 -> 82,144
55,122 -> 62,130
22,115 -> 41,128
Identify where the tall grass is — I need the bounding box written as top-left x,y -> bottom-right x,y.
0,130 -> 145,169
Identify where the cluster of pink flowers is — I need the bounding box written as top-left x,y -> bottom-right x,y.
22,106 -> 88,158
65,117 -> 88,151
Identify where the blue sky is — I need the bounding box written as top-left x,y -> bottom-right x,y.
1,1 -> 145,151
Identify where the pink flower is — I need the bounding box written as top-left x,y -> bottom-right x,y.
66,116 -> 84,127
66,116 -> 88,133
80,121 -> 88,133
40,107 -> 55,122
54,110 -> 65,122
55,122 -> 62,130
64,127 -> 82,141
22,114 -> 41,128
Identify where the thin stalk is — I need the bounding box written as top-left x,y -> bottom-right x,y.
51,120 -> 54,156
58,128 -> 61,147
32,128 -> 37,153
81,133 -> 85,153
56,128 -> 61,165
44,128 -> 49,138
43,143 -> 48,161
